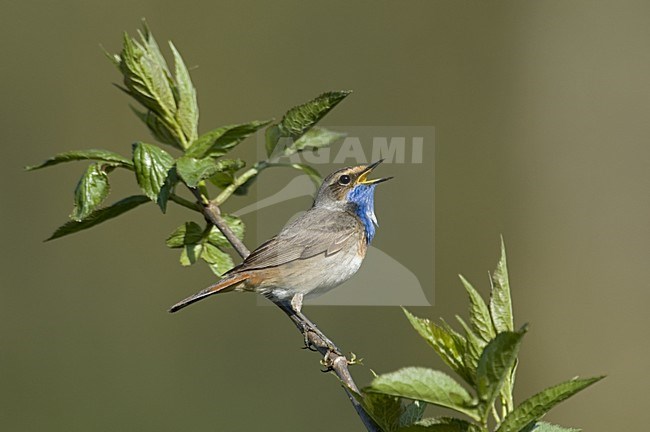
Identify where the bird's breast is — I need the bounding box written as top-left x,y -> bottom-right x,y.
300,246 -> 365,298
253,237 -> 366,300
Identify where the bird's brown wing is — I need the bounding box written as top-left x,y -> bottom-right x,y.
229,207 -> 362,273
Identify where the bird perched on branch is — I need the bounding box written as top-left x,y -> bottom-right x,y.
169,160 -> 391,344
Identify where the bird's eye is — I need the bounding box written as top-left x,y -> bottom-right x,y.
338,174 -> 351,185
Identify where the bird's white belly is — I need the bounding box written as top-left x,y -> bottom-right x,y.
269,248 -> 364,299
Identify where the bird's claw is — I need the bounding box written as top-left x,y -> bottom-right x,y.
347,352 -> 363,366
297,321 -> 340,354
311,330 -> 341,355
298,323 -> 315,349
301,333 -> 319,351
319,356 -> 334,373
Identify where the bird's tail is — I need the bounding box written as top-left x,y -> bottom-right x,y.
168,273 -> 249,313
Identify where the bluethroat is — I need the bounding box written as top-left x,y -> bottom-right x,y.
169,160 -> 391,345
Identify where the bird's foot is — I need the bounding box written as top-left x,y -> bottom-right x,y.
307,324 -> 341,355
320,356 -> 334,373
284,295 -> 341,354
347,351 -> 363,366
297,320 -> 341,354
301,332 -> 319,351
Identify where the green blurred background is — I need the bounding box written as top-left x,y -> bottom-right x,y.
2,1 -> 648,431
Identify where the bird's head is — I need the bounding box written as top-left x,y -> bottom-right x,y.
315,160 -> 392,207
314,160 -> 392,242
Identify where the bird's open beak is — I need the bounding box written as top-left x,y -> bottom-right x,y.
357,159 -> 393,185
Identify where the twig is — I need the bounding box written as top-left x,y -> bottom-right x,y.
191,186 -> 380,432
213,162 -> 265,206
274,301 -> 380,432
169,193 -> 202,212
204,202 -> 250,258
189,187 -> 250,258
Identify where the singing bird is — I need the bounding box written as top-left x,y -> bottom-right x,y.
169,160 -> 391,321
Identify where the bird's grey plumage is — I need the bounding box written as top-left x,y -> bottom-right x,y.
228,207 -> 363,274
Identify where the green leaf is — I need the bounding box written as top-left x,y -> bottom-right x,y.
207,215 -> 245,248
366,367 -> 479,421
118,29 -> 176,119
132,107 -> 183,149
399,401 -> 426,428
186,120 -> 272,158
132,142 -> 175,210
166,222 -> 204,248
400,417 -> 481,432
211,121 -> 272,154
168,220 -> 239,274
282,126 -> 346,156
26,149 -> 133,171
360,392 -> 403,432
169,42 -> 198,144
180,243 -> 202,266
459,275 -> 495,343
207,160 -> 247,191
266,91 -> 351,156
176,157 -> 245,188
209,172 -> 232,190
456,316 -> 486,382
46,195 -> 150,241
402,308 -> 471,385
157,166 -> 179,213
496,376 -> 604,432
265,125 -> 283,157
114,25 -> 201,150
201,243 -> 235,276
113,25 -> 205,150
520,422 -> 581,432
175,156 -> 217,188
140,21 -> 173,78
280,91 -> 351,138
71,163 -> 111,221
476,330 -> 525,418
490,238 -> 514,333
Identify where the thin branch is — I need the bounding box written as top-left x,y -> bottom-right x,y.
190,186 -> 380,432
188,186 -> 250,258
274,301 -> 380,432
204,201 -> 250,257
169,193 -> 202,212
213,162 -> 265,206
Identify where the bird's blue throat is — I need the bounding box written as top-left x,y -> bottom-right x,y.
346,184 -> 378,244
